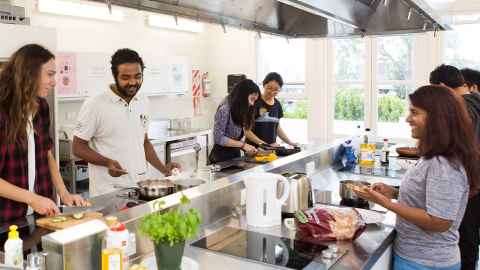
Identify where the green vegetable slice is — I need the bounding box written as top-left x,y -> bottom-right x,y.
51,216 -> 67,223
72,212 -> 85,220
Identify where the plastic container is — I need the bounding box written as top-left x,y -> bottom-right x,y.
4,225 -> 23,268
104,216 -> 129,270
343,139 -> 357,166
359,128 -> 375,166
380,138 -> 390,165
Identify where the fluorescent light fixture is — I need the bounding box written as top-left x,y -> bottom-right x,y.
147,14 -> 204,33
38,0 -> 124,22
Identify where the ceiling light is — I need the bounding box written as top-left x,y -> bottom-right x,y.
147,14 -> 204,33
37,0 -> 124,22
384,0 -> 389,7
407,8 -> 413,21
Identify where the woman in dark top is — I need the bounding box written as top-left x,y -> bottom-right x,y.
0,44 -> 87,223
209,79 -> 260,164
245,72 -> 296,147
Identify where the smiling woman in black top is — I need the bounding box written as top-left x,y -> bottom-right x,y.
245,72 -> 296,147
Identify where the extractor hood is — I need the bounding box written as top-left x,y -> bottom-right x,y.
85,0 -> 448,37
0,0 -> 29,25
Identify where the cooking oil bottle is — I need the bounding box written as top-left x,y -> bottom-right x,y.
359,128 -> 375,166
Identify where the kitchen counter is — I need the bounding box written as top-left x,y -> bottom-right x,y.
130,166 -> 399,270
1,139 -> 405,270
131,207 -> 396,270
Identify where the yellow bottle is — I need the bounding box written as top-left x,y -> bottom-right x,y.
359,128 -> 375,166
101,248 -> 123,270
359,143 -> 375,166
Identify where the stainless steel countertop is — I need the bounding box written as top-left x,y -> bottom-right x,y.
128,165 -> 401,270
132,206 -> 396,270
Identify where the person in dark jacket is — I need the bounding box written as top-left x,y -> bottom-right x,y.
430,64 -> 480,270
461,68 -> 480,94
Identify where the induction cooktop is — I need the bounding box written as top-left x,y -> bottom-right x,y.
191,227 -> 346,270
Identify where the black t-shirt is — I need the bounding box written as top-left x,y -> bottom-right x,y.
249,98 -> 284,145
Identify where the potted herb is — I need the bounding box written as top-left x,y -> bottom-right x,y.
139,194 -> 202,270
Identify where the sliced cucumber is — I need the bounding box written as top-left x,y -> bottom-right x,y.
72,212 -> 85,220
51,216 -> 67,223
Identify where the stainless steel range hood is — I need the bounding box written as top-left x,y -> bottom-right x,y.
86,0 -> 448,37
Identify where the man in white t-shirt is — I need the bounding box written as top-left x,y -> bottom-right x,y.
72,49 -> 179,196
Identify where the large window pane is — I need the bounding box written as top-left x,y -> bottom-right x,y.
334,85 -> 365,135
279,99 -> 308,144
377,84 -> 413,139
443,24 -> 480,69
333,39 -> 366,81
257,38 -> 305,84
377,36 -> 413,81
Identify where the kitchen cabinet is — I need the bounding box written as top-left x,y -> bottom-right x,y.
142,55 -> 190,95
57,52 -> 113,98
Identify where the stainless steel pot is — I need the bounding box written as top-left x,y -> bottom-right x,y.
173,178 -> 205,191
114,179 -> 176,200
339,180 -> 370,201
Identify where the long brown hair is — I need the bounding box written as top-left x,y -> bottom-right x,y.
409,85 -> 480,193
0,44 -> 54,145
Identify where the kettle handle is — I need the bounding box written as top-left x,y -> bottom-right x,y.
276,175 -> 290,206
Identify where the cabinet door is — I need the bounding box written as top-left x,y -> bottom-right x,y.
76,52 -> 113,97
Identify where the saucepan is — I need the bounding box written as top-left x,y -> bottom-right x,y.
114,179 -> 176,200
339,180 -> 371,201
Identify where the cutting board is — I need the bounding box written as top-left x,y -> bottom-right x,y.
36,212 -> 103,231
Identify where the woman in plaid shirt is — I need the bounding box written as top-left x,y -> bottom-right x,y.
0,44 -> 87,222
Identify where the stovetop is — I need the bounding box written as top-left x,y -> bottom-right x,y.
191,227 -> 346,270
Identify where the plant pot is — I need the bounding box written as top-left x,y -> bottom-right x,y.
154,241 -> 185,270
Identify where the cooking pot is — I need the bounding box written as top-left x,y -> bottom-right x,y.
173,178 -> 205,191
339,180 -> 370,201
114,179 -> 176,200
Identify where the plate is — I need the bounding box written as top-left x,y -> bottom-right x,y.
356,208 -> 386,224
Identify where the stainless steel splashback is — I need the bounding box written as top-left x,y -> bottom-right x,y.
85,0 -> 447,37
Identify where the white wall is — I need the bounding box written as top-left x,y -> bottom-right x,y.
12,0 -> 258,133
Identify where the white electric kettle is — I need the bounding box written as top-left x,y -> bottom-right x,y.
243,172 -> 290,227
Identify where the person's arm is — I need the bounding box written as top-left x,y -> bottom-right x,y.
354,188 -> 452,232
144,135 -> 180,176
277,124 -> 295,146
72,136 -> 127,177
0,178 -> 59,216
244,129 -> 266,146
213,106 -> 256,153
47,150 -> 88,206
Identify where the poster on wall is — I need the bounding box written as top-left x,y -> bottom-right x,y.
56,52 -> 78,96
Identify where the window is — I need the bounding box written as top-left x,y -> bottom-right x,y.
443,24 -> 480,69
375,36 -> 414,139
257,37 -> 308,144
330,35 -> 416,141
332,38 -> 367,135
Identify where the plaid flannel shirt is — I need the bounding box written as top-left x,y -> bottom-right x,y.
0,98 -> 54,223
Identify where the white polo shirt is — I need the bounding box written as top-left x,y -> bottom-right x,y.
74,89 -> 150,196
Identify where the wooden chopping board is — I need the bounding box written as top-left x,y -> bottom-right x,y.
36,212 -> 103,231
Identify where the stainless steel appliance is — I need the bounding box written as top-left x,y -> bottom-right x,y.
191,226 -> 347,269
85,0 -> 448,37
280,172 -> 313,215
